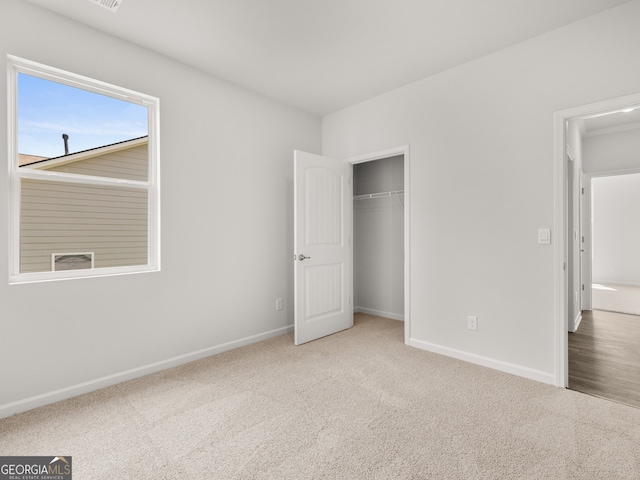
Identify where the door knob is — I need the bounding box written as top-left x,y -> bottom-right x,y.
298,254 -> 311,261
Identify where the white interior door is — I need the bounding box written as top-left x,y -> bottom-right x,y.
294,150 -> 353,345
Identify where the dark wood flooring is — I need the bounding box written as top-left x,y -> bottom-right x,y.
569,309 -> 640,408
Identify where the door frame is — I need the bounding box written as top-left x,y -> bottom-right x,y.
581,175 -> 591,312
346,145 -> 411,345
554,92 -> 640,387
566,147 -> 578,332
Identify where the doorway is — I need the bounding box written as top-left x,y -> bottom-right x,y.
590,173 -> 640,316
353,155 -> 404,322
348,146 -> 411,344
292,147 -> 410,345
554,92 -> 640,392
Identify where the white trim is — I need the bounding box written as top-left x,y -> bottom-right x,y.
566,145 -> 575,162
148,93 -> 161,274
354,306 -> 404,321
0,324 -> 293,419
554,91 -> 640,388
17,169 -> 149,188
346,145 -> 411,345
11,264 -> 159,284
569,313 -> 582,333
7,54 -> 160,284
581,175 -> 592,312
7,55 -> 19,281
348,145 -> 408,164
409,338 -> 556,385
7,55 -> 155,105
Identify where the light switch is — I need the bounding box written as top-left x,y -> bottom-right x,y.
538,228 -> 551,245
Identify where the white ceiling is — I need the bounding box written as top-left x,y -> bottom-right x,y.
24,0 -> 633,116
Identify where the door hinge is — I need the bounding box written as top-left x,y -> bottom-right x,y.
581,187 -> 585,194
563,262 -> 566,271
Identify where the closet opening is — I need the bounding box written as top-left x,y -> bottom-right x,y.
352,154 -> 405,336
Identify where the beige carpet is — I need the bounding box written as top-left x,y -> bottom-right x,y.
1,314 -> 640,479
593,283 -> 640,316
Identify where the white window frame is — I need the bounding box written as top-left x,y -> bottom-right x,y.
7,55 -> 160,284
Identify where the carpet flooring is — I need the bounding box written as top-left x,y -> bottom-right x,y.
1,314 -> 640,479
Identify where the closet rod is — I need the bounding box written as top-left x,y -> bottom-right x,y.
353,190 -> 404,201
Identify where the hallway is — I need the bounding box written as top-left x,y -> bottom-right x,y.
569,309 -> 640,408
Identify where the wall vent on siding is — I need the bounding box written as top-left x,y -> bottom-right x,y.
89,0 -> 124,13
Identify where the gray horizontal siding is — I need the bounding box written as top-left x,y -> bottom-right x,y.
45,144 -> 148,181
20,178 -> 148,273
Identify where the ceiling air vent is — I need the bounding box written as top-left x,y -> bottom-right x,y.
89,0 -> 124,13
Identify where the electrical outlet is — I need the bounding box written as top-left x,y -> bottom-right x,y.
467,315 -> 478,331
276,298 -> 283,311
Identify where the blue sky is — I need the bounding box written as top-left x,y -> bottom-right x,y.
18,73 -> 148,158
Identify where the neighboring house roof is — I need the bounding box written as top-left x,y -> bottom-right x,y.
19,154 -> 47,166
19,135 -> 148,169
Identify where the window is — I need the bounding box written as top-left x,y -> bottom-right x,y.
7,55 -> 160,283
52,253 -> 94,271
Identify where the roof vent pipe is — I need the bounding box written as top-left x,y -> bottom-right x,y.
62,134 -> 69,155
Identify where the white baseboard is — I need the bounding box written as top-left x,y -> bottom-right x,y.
569,313 -> 582,333
409,337 -> 556,386
0,325 -> 293,419
354,306 -> 404,321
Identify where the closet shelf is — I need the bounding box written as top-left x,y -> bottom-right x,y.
354,190 -> 404,201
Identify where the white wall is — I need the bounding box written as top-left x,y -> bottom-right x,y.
583,128 -> 640,173
592,174 -> 640,285
353,156 -> 404,319
323,0 -> 640,383
0,0 -> 321,416
581,127 -> 640,299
